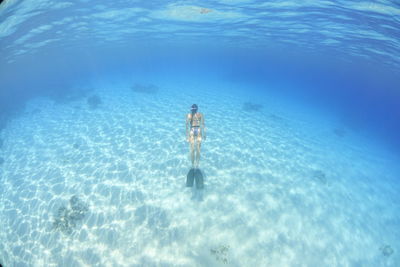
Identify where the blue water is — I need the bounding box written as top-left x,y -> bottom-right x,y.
1,1 -> 400,266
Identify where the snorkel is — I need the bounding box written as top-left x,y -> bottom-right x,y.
191,104 -> 198,114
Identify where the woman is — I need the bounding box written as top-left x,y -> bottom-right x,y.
186,104 -> 206,169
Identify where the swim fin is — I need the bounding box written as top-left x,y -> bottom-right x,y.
195,169 -> 204,189
186,168 -> 195,187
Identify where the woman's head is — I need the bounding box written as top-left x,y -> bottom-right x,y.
191,104 -> 198,113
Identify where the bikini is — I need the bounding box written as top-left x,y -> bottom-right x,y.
190,113 -> 201,137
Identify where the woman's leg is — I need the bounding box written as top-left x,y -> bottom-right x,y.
190,137 -> 195,168
195,138 -> 202,168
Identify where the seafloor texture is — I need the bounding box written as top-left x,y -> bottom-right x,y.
0,78 -> 399,266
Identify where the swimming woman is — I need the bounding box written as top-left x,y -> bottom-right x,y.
186,104 -> 206,169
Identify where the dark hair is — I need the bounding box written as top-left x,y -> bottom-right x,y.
190,104 -> 198,126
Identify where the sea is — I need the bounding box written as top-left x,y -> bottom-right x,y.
0,0 -> 399,266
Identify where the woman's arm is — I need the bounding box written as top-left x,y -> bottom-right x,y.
201,113 -> 206,140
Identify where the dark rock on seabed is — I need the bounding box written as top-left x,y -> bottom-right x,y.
53,195 -> 89,234
243,102 -> 263,112
312,169 -> 327,184
333,127 -> 346,137
87,95 -> 102,109
380,244 -> 394,257
210,244 -> 230,264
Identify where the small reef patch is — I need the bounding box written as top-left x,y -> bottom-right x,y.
243,102 -> 263,112
340,113 -> 365,132
0,157 -> 4,165
131,83 -> 159,94
49,86 -> 91,104
210,244 -> 230,264
311,170 -> 327,185
87,95 -> 102,110
269,113 -> 285,122
53,195 -> 89,234
333,127 -> 346,137
380,245 -> 394,257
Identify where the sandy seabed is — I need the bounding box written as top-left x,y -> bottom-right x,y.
0,78 -> 399,266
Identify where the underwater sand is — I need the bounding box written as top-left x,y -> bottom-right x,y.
0,77 -> 399,266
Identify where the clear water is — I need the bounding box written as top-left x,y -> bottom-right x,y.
0,1 -> 399,266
